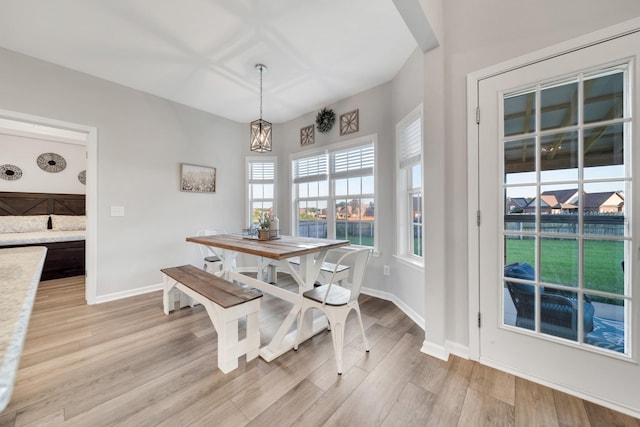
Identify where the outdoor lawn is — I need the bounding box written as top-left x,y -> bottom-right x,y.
505,238 -> 625,304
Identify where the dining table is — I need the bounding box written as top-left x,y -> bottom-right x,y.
185,233 -> 350,361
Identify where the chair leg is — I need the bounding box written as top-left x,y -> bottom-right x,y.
354,304 -> 370,352
326,309 -> 349,375
329,319 -> 345,374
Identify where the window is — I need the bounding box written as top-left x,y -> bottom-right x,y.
247,157 -> 276,226
503,65 -> 630,353
397,106 -> 423,260
293,153 -> 328,238
292,136 -> 376,247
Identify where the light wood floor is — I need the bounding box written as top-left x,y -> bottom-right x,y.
1,275 -> 639,426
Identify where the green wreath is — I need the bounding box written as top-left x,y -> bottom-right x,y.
315,107 -> 336,133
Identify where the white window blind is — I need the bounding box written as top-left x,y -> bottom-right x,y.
399,114 -> 421,168
331,143 -> 374,180
292,153 -> 328,184
248,160 -> 275,183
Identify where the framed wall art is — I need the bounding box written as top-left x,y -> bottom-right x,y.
180,163 -> 216,193
300,124 -> 314,146
340,109 -> 359,136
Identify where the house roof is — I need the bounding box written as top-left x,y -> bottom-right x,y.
508,197 -> 529,208
541,189 -> 578,205
583,191 -> 624,208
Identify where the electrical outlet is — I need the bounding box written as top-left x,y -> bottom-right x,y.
110,206 -> 125,217
383,265 -> 390,276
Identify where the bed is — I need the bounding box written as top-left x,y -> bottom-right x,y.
0,192 -> 86,280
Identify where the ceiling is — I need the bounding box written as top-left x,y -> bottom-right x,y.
0,0 -> 419,124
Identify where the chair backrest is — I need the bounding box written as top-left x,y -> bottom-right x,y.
324,247 -> 372,304
504,262 -> 535,316
196,228 -> 225,258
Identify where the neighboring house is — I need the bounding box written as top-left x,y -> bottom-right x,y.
336,201 -> 374,220
519,190 -> 624,214
582,191 -> 625,213
524,189 -> 580,214
506,197 -> 529,213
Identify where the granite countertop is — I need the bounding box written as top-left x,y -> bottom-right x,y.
0,246 -> 47,412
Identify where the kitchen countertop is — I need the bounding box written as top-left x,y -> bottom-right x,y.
0,246 -> 47,412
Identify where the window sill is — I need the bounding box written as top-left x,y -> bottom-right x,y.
393,254 -> 424,271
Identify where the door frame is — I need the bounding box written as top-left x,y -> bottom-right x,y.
0,108 -> 98,304
467,16 -> 640,362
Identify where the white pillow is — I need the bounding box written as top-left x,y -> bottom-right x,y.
0,215 -> 50,233
51,214 -> 86,231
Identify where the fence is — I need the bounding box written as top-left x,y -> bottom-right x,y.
298,220 -> 375,239
504,213 -> 625,237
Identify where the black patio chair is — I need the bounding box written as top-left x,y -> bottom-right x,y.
504,262 -> 594,340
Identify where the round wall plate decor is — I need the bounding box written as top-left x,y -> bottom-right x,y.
78,170 -> 86,185
37,152 -> 67,173
0,164 -> 23,180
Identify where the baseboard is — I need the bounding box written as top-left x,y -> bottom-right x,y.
361,286 -> 425,330
94,282 -> 163,304
420,340 -> 449,361
362,286 -> 449,361
445,340 -> 470,359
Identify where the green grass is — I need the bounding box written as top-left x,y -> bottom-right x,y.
505,238 -> 625,301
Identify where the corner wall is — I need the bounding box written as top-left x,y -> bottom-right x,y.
0,47 -> 248,299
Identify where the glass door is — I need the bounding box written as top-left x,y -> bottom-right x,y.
477,30 -> 639,411
503,67 -> 629,353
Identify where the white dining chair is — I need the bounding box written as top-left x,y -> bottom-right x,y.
294,247 -> 372,374
196,228 -> 226,273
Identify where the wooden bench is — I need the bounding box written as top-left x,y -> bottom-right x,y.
161,265 -> 262,373
266,256 -> 350,285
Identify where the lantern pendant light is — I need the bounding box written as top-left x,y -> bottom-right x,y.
250,64 -> 272,152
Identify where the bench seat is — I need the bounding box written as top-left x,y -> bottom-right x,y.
161,265 -> 262,373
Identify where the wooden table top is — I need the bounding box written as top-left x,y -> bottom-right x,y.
186,234 -> 350,260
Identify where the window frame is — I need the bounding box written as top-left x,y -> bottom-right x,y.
291,134 -> 378,250
396,105 -> 424,265
246,156 -> 277,227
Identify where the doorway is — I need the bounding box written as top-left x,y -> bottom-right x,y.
0,109 -> 98,303
468,26 -> 640,414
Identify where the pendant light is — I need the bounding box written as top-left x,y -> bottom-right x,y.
250,64 -> 272,152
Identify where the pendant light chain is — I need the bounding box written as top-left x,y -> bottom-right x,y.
259,65 -> 263,120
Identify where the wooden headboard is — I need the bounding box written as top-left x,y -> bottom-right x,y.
0,192 -> 85,216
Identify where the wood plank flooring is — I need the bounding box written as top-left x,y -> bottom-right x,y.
1,275 -> 639,426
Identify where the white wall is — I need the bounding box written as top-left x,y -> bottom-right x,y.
270,47 -> 428,326
0,133 -> 86,194
390,47 -> 426,324
276,82 -> 394,298
0,47 -> 248,299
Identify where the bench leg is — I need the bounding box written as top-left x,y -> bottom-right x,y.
245,302 -> 261,362
162,275 -> 178,315
163,274 -> 197,313
217,316 -> 239,374
168,281 -> 261,374
205,299 -> 261,373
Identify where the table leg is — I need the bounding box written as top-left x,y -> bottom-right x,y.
220,249 -> 239,274
258,251 -> 330,361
